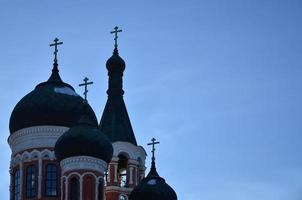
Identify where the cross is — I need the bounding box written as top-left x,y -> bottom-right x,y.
147,138 -> 160,161
49,38 -> 63,63
110,26 -> 122,48
79,77 -> 93,102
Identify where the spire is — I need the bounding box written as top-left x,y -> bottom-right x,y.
99,27 -> 137,145
48,38 -> 63,83
147,138 -> 160,177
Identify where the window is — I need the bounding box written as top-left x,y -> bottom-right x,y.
14,169 -> 21,200
98,179 -> 104,200
70,177 -> 78,200
45,164 -> 57,196
83,176 -> 95,200
117,154 -> 128,187
26,165 -> 36,198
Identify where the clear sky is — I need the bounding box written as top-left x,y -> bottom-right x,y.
1,0 -> 302,199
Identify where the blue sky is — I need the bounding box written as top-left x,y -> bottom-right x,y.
1,0 -> 302,199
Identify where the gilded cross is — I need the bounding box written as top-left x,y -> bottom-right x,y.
79,77 -> 93,101
147,138 -> 160,161
110,26 -> 122,48
49,38 -> 63,63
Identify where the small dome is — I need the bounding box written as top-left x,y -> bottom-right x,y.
9,66 -> 97,133
129,162 -> 177,200
55,104 -> 113,163
106,48 -> 125,72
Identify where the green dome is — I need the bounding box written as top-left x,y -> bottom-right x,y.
9,66 -> 97,133
55,105 -> 113,163
129,161 -> 177,200
106,48 -> 125,73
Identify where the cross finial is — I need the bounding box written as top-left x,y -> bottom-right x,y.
147,138 -> 160,162
79,77 -> 93,102
110,26 -> 122,49
49,38 -> 63,64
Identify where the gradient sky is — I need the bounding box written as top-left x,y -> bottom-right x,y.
1,0 -> 302,199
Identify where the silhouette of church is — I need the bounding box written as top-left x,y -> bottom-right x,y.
8,27 -> 177,200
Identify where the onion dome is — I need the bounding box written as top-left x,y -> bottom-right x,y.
55,103 -> 113,163
9,62 -> 97,133
106,48 -> 125,72
129,138 -> 177,200
129,160 -> 177,200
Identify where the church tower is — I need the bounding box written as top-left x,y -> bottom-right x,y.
55,97 -> 113,200
99,27 -> 146,200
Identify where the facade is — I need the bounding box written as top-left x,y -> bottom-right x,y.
8,30 -> 177,200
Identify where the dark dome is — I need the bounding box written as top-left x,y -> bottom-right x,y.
129,162 -> 177,200
55,105 -> 113,163
106,48 -> 125,72
9,65 -> 97,133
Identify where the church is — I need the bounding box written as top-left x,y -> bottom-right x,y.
7,27 -> 177,200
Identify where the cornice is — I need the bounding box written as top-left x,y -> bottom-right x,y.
8,126 -> 68,155
60,156 -> 107,174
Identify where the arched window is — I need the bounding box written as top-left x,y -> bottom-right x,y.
83,175 -> 95,200
70,177 -> 78,200
118,154 -> 128,187
26,165 -> 36,198
98,179 -> 104,200
14,169 -> 21,200
45,164 -> 57,196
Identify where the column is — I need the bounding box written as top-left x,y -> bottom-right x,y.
127,160 -> 139,188
95,177 -> 100,200
80,176 -> 83,200
20,161 -> 23,200
38,158 -> 42,198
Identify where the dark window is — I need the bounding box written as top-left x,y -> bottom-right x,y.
118,154 -> 128,187
45,164 -> 57,196
14,169 -> 21,200
70,177 -> 78,200
98,179 -> 104,200
26,165 -> 36,198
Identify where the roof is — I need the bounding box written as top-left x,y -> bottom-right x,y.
9,63 -> 97,133
99,48 -> 137,145
129,160 -> 177,200
55,104 -> 113,163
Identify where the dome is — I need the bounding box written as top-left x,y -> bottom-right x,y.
129,161 -> 177,200
106,48 -> 125,72
55,104 -> 113,163
9,65 -> 97,133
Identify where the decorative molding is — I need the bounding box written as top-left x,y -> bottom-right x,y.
105,186 -> 133,193
8,126 -> 68,155
61,156 -> 107,174
10,149 -> 55,168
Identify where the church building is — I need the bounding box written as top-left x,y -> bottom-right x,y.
7,27 -> 177,200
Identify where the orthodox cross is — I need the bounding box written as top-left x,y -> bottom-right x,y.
49,38 -> 63,63
147,138 -> 160,161
79,77 -> 93,102
110,26 -> 122,48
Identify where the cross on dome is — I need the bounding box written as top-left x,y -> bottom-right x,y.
79,77 -> 93,102
49,38 -> 63,64
110,26 -> 122,49
147,138 -> 160,162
